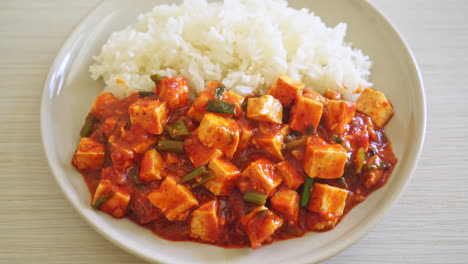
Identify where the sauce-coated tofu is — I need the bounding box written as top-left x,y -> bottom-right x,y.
271,189 -> 300,222
91,92 -> 118,117
119,125 -> 158,154
237,119 -> 256,152
110,142 -> 136,172
303,136 -> 347,179
307,183 -> 348,220
356,88 -> 393,128
128,99 -> 168,135
238,158 -> 282,197
241,206 -> 283,249
276,161 -> 304,189
156,77 -> 190,110
147,177 -> 198,221
325,100 -> 356,135
139,149 -> 165,182
289,95 -> 323,133
246,95 -> 283,124
92,180 -> 130,218
190,200 -> 220,243
99,116 -> 118,138
73,137 -> 105,170
266,74 -> 304,107
252,124 -> 289,160
204,158 -> 241,196
197,113 -> 239,158
184,130 -> 223,167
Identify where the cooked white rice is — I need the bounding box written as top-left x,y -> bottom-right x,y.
89,0 -> 372,102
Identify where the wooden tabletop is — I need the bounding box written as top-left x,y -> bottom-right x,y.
1,0 -> 467,263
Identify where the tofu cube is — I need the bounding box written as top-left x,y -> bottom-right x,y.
91,92 -> 118,117
139,149 -> 165,182
266,74 -> 304,107
128,99 -> 168,134
356,88 -> 394,127
99,116 -> 118,138
325,100 -> 356,135
306,212 -> 339,231
147,177 -> 199,221
271,189 -> 300,222
237,119 -> 256,152
197,113 -> 239,158
246,95 -> 283,124
276,161 -> 304,189
204,158 -> 241,196
238,158 -> 282,197
303,136 -> 347,179
289,95 -> 323,133
190,200 -> 220,243
120,125 -> 158,154
156,77 -> 190,110
184,130 -> 223,167
73,137 -> 105,170
241,206 -> 283,249
92,180 -> 130,218
110,142 -> 136,172
307,183 -> 348,220
252,124 -> 289,160
187,90 -> 211,122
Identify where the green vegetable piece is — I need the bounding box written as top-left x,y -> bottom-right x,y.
192,174 -> 215,188
150,74 -> 164,84
138,91 -> 155,97
305,126 -> 316,135
206,99 -> 237,115
332,136 -> 343,144
130,168 -> 143,189
93,190 -> 116,209
355,148 -> 366,173
80,115 -> 96,137
166,120 -> 191,139
244,192 -> 267,205
300,178 -> 314,207
255,209 -> 268,217
338,177 -> 349,189
214,85 -> 226,100
158,140 -> 184,153
283,137 -> 307,152
179,165 -> 208,184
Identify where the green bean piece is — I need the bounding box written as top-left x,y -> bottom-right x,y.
192,174 -> 215,188
283,137 -> 307,152
157,140 -> 185,153
166,120 -> 191,139
338,177 -> 349,189
93,190 -> 116,209
179,165 -> 208,184
206,99 -> 237,115
332,136 -> 343,144
80,115 -> 96,137
214,85 -> 226,100
255,209 -> 268,217
305,126 -> 316,135
243,192 -> 267,205
130,168 -> 143,189
355,148 -> 366,173
300,178 -> 315,207
150,74 -> 164,84
138,91 -> 155,97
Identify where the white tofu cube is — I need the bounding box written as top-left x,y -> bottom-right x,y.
252,124 -> 290,160
237,158 -> 282,197
139,149 -> 165,182
110,142 -> 136,172
157,77 -> 189,110
204,158 -> 241,196
241,206 -> 283,249
356,88 -> 393,127
303,136 -> 347,179
190,200 -> 220,243
92,179 -> 130,218
270,189 -> 300,222
289,95 -> 323,133
128,99 -> 168,134
73,137 -> 105,170
266,74 -> 304,107
307,183 -> 348,220
276,161 -> 304,189
246,95 -> 283,124
197,113 -> 239,158
325,100 -> 356,135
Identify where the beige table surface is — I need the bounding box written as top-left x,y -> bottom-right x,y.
1,0 -> 467,263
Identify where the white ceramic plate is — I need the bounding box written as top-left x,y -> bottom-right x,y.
41,0 -> 426,263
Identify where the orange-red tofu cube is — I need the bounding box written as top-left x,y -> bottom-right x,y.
119,125 -> 158,154
305,212 -> 339,231
128,99 -> 168,135
92,180 -> 130,218
303,136 -> 347,179
246,95 -> 283,124
184,130 -> 223,167
190,200 -> 220,243
356,88 -> 393,128
204,158 -> 241,196
238,158 -> 282,197
156,77 -> 190,110
276,161 -> 304,189
139,149 -> 165,182
237,119 -> 256,152
325,100 -> 356,135
110,142 -> 136,172
148,177 -> 198,221
91,92 -> 118,117
73,137 -> 105,170
307,183 -> 348,220
289,95 -> 323,133
99,116 -> 118,138
197,113 -> 239,158
252,124 -> 289,160
241,206 -> 283,249
266,74 -> 304,107
271,189 -> 300,222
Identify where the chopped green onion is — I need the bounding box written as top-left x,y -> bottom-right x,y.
283,137 -> 307,152
338,177 -> 349,189
355,148 -> 366,173
206,99 -> 237,115
214,85 -> 226,100
332,136 -> 343,144
255,209 -> 268,217
80,115 -> 96,137
157,140 -> 184,153
138,91 -> 155,97
244,192 -> 267,205
130,168 -> 143,189
93,190 -> 116,209
192,174 -> 215,188
165,120 -> 191,139
300,178 -> 314,207
305,126 -> 316,135
150,74 -> 164,84
179,165 -> 208,184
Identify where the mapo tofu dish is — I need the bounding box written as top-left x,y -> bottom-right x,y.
72,74 -> 397,249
